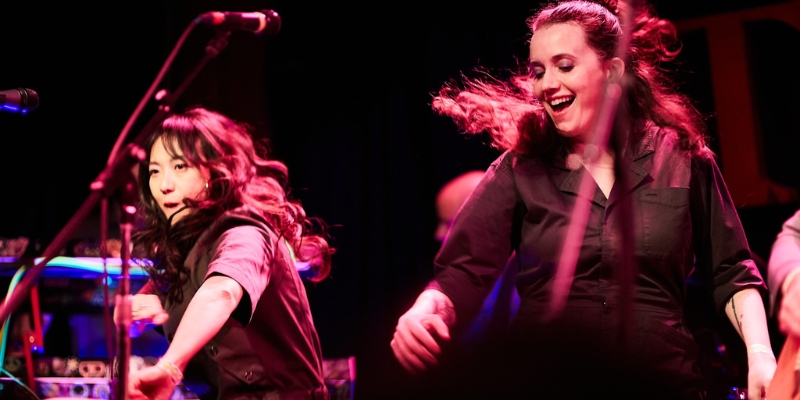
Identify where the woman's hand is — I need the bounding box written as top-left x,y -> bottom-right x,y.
127,364 -> 178,400
113,294 -> 169,338
390,289 -> 455,374
747,350 -> 776,400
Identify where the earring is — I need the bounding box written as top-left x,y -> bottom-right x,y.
205,181 -> 209,189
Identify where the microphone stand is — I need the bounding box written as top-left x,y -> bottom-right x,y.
547,0 -> 639,355
0,18 -> 234,400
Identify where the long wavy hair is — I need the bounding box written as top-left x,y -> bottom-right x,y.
133,107 -> 333,303
432,0 -> 711,159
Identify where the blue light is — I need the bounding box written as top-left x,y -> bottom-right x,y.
0,104 -> 32,114
1,104 -> 20,113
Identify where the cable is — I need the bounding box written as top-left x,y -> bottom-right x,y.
0,265 -> 41,399
0,368 -> 39,400
0,266 -> 27,365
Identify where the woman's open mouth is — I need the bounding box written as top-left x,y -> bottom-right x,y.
550,96 -> 575,113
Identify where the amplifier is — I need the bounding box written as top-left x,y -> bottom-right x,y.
1,355 -> 353,399
0,377 -> 196,399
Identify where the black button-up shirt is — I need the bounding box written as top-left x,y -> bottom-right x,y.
433,124 -> 766,374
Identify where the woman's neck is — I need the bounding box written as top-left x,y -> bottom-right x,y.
569,142 -> 616,198
571,142 -> 615,167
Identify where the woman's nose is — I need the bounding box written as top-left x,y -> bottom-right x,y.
540,71 -> 560,92
159,174 -> 174,193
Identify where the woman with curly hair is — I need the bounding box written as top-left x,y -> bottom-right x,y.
391,1 -> 775,398
114,106 -> 333,400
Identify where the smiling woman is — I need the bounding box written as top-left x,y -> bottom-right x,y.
528,22 -> 623,141
392,0 -> 776,398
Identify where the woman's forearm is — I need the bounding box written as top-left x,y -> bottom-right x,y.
724,288 -> 772,350
161,275 -> 243,370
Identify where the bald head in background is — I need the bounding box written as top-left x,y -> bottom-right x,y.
435,170 -> 485,242
433,169 -> 520,349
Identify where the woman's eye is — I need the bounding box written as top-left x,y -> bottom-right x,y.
175,163 -> 187,170
557,62 -> 574,72
529,67 -> 545,79
148,169 -> 159,176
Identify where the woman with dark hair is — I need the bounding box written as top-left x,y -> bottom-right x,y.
391,1 -> 775,398
115,106 -> 333,400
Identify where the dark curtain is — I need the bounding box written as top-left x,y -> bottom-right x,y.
0,1 -> 795,399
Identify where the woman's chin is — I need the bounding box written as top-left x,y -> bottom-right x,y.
165,207 -> 191,225
555,128 -> 581,141
556,126 -> 594,143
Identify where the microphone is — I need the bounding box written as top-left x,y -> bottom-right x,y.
0,88 -> 39,114
196,10 -> 281,36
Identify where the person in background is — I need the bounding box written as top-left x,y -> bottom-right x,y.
391,0 -> 775,398
435,170 -> 520,347
113,106 -> 333,400
765,208 -> 800,399
768,209 -> 800,339
434,171 -> 487,243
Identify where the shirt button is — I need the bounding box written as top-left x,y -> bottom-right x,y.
245,371 -> 253,380
209,346 -> 218,356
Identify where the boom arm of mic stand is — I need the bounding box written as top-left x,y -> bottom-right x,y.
0,13 -> 231,328
0,15 -> 234,399
0,14 -> 212,348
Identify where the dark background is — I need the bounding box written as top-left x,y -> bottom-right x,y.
1,0 -> 798,398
